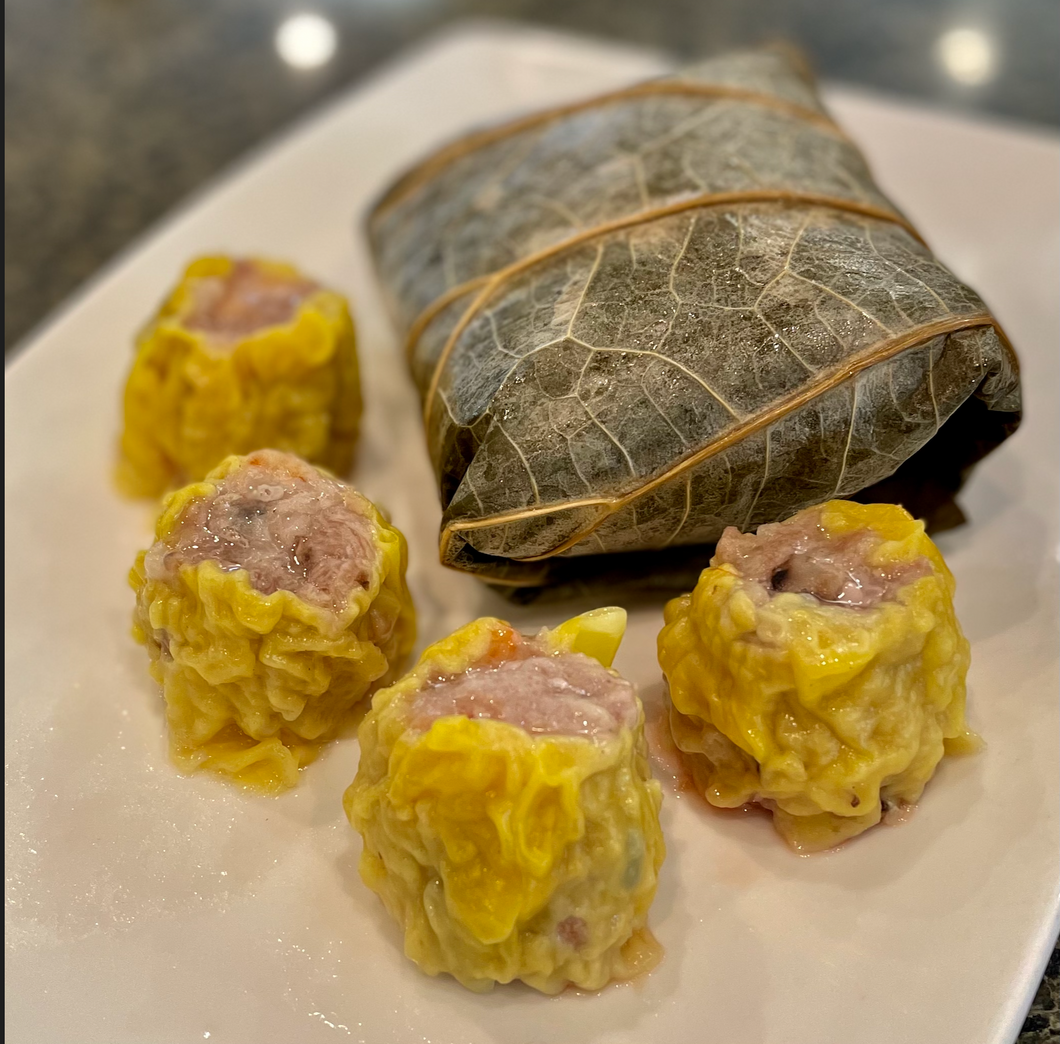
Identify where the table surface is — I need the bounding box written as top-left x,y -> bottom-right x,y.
4,2 -> 1058,1039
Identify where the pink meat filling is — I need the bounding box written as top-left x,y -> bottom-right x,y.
714,508 -> 930,608
408,652 -> 638,738
143,449 -> 375,610
183,259 -> 317,341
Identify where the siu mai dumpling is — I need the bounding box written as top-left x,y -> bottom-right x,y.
130,449 -> 415,791
345,608 -> 665,992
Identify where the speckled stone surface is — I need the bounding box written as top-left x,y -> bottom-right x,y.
1021,944 -> 1060,1043
6,0 -> 1059,353
5,0 -> 1058,1034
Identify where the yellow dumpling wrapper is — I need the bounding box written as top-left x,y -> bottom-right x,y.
345,609 -> 665,993
657,500 -> 977,851
130,453 -> 415,792
119,255 -> 361,496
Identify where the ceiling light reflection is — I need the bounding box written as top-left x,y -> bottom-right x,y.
275,13 -> 338,70
936,27 -> 997,86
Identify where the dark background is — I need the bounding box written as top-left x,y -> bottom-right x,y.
4,0 -> 1058,1036
5,0 -> 1059,354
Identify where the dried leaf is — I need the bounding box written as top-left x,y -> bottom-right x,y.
369,49 -> 1021,584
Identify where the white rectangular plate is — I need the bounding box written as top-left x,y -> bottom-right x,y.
5,23 -> 1058,1044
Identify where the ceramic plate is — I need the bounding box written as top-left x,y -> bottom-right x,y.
5,24 -> 1058,1044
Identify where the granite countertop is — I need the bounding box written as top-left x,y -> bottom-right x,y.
5,0 -> 1058,1037
6,0 -> 1059,354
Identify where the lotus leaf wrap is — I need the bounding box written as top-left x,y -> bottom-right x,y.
369,49 -> 1021,585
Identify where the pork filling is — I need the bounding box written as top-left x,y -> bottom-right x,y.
714,508 -> 930,608
183,259 -> 317,341
408,650 -> 638,738
144,449 -> 375,610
